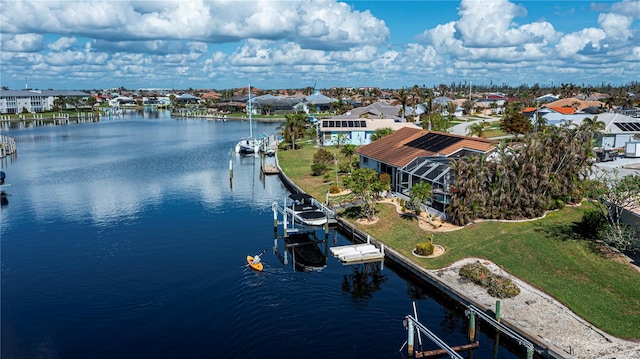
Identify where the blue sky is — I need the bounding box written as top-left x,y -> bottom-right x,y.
1,0 -> 638,91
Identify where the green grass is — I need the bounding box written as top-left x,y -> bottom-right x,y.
278,146 -> 640,339
278,144 -> 352,200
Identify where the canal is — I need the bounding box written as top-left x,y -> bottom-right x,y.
1,110 -> 525,358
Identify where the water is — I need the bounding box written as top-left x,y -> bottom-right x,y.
1,111 -> 524,358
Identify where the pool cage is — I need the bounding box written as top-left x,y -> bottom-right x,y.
395,156 -> 455,219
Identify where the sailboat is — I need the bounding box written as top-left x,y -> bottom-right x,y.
235,84 -> 261,154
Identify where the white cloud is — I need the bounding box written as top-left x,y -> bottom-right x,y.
555,28 -> 607,57
1,33 -> 43,52
48,37 -> 77,51
598,13 -> 633,40
0,0 -> 389,51
454,0 -> 556,47
0,0 -> 636,89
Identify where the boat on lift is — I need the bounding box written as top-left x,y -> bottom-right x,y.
285,193 -> 337,227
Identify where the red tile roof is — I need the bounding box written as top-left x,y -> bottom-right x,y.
549,107 -> 575,115
356,127 -> 496,168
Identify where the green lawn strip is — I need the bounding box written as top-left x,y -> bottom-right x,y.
278,144 -> 350,199
484,129 -> 507,138
278,140 -> 640,339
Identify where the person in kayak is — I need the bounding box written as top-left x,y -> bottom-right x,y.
251,253 -> 262,265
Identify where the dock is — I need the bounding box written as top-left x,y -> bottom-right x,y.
330,240 -> 384,263
262,163 -> 279,175
0,135 -> 17,158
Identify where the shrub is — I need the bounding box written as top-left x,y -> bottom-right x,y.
459,263 -> 520,299
329,185 -> 341,194
415,241 -> 434,256
311,163 -> 327,176
459,263 -> 491,286
379,173 -> 391,187
313,148 -> 333,166
578,208 -> 607,239
487,276 -> 521,298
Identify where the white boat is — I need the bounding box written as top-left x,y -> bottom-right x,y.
235,85 -> 260,154
285,193 -> 337,227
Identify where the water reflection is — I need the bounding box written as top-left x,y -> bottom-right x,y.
341,261 -> 388,300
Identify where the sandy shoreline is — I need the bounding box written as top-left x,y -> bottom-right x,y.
430,258 -> 640,358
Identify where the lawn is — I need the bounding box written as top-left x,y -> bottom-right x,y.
278,144 -> 640,340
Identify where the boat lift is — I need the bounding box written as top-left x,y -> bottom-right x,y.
403,302 -> 535,358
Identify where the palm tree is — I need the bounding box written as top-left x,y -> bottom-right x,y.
580,116 -> 605,146
370,127 -> 394,141
279,113 -> 307,150
410,181 -> 432,216
445,101 -> 457,119
467,122 -> 485,137
462,99 -> 474,115
53,96 -> 67,111
340,144 -> 357,172
393,88 -> 410,122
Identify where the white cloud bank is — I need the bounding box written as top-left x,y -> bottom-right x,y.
0,0 -> 638,89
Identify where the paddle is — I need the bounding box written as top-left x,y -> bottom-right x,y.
243,249 -> 267,268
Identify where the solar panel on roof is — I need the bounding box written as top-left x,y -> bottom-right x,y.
406,133 -> 463,153
614,122 -> 640,131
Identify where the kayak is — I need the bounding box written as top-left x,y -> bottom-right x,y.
247,255 -> 263,271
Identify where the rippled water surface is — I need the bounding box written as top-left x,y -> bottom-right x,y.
1,111 -> 524,358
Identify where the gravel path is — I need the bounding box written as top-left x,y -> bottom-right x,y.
429,258 -> 640,359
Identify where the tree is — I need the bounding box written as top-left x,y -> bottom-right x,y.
420,112 -> 450,132
340,144 -> 357,172
585,171 -> 640,252
370,127 -> 394,141
343,168 -> 386,221
311,148 -> 333,176
467,122 -> 485,137
500,102 -> 531,136
53,96 -> 67,111
580,116 -> 605,146
393,88 -> 410,121
410,181 -> 432,216
462,99 -> 474,115
449,124 -> 594,225
87,96 -> 97,109
279,112 -> 308,150
332,133 -> 350,149
445,101 -> 457,118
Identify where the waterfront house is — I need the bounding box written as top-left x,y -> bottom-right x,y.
356,127 -> 496,217
0,89 -> 90,114
293,92 -> 339,113
319,101 -> 421,146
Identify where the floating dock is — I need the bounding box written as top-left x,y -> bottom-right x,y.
262,163 -> 279,175
330,242 -> 384,263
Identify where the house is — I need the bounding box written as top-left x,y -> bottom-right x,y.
356,127 -> 496,217
318,102 -> 421,146
294,92 -> 339,113
543,98 -> 605,111
249,94 -> 302,115
175,93 -> 201,104
0,89 -> 90,114
533,111 -> 640,148
535,94 -> 559,104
